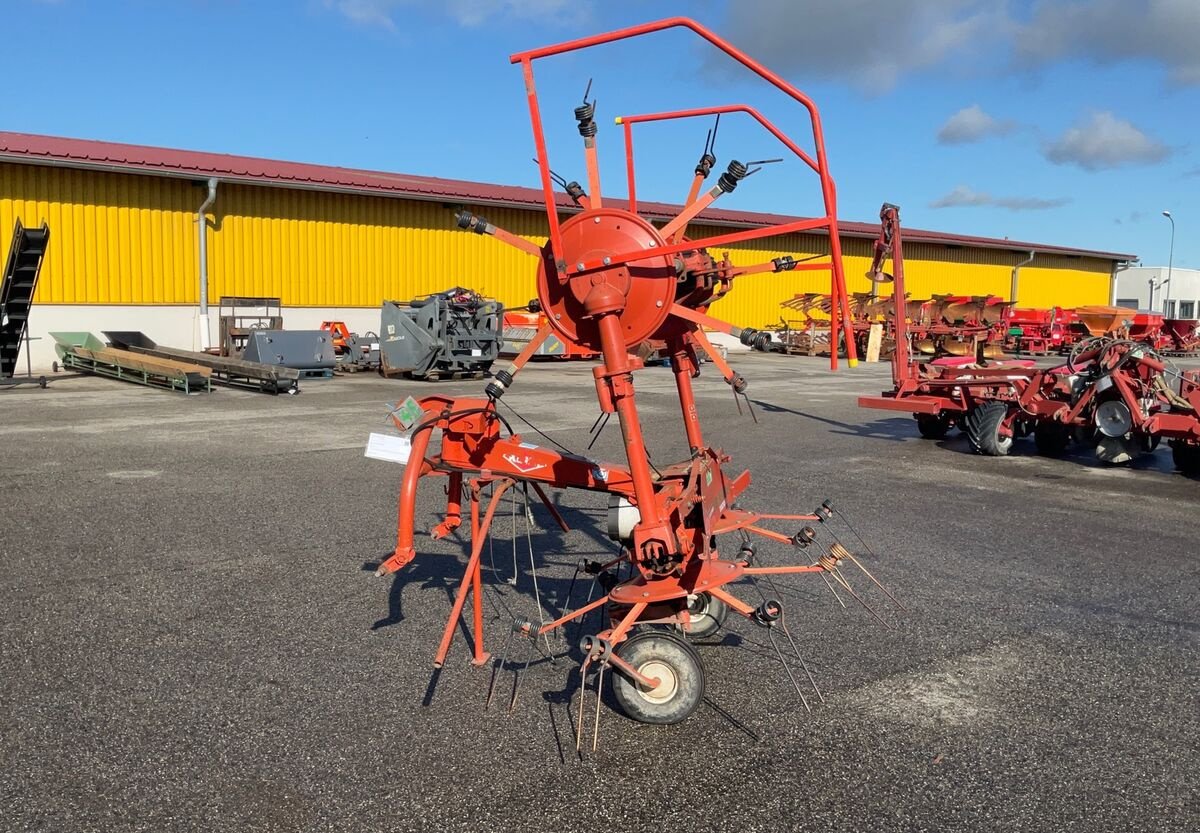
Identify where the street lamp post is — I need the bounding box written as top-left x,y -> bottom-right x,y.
1162,210 -> 1175,315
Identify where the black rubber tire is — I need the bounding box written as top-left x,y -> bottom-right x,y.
964,401 -> 1013,456
915,413 -> 951,439
1034,422 -> 1071,457
1171,441 -> 1200,476
677,592 -> 728,640
611,631 -> 705,725
1073,425 -> 1100,447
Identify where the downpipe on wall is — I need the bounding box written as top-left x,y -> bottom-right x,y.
1010,249 -> 1035,304
197,178 -> 219,350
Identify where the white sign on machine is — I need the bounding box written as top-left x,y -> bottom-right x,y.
364,396 -> 424,464
364,433 -> 412,464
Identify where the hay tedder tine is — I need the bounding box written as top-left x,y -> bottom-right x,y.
780,615 -> 824,704
766,624 -> 810,712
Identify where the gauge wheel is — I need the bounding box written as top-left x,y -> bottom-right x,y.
611,631 -> 705,725
915,413 -> 951,439
1171,441 -> 1200,476
1034,421 -> 1071,457
965,401 -> 1014,456
677,592 -> 728,640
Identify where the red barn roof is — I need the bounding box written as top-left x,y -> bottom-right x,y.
0,131 -> 1136,262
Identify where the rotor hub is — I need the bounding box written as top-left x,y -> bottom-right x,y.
537,208 -> 676,351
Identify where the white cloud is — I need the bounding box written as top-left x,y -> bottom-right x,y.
930,185 -> 1070,211
330,0 -> 399,29
1014,0 -> 1200,87
711,1 -> 1200,91
1042,111 -> 1170,171
937,104 -> 1017,144
325,0 -> 589,29
712,0 -> 1007,93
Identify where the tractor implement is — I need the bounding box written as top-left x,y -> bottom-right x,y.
858,204 -> 1200,470
372,17 -> 899,739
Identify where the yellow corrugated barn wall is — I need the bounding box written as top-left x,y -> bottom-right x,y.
0,162 -> 200,303
209,183 -> 545,308
0,160 -> 1112,321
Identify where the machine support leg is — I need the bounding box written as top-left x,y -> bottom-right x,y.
378,427 -> 435,575
432,471 -> 464,539
433,479 -> 513,667
470,482 -> 487,664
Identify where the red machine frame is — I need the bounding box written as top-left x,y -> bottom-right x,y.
515,18 -> 857,370
858,203 -> 1200,468
375,18 -> 895,735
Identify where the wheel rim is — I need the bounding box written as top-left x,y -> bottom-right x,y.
636,660 -> 679,704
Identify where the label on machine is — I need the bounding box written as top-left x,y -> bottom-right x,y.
391,396 -> 424,429
365,432 -> 412,465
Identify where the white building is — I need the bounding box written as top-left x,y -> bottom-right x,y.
1114,266 -> 1200,319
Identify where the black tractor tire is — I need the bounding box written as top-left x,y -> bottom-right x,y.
1073,425 -> 1101,447
611,631 -> 705,725
1171,441 -> 1200,476
677,592 -> 728,640
1034,422 -> 1071,457
915,413 -> 951,439
964,401 -> 1014,456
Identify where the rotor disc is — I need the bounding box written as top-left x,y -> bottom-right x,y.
536,208 -> 676,351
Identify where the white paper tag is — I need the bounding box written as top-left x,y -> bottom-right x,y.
365,432 -> 412,464
471,348 -> 482,356
369,342 -> 379,350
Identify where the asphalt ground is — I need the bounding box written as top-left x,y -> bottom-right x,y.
1,354 -> 1197,833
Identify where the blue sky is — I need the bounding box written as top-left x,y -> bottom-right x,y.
6,0 -> 1199,266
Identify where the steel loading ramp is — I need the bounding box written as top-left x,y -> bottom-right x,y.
1,221 -> 50,379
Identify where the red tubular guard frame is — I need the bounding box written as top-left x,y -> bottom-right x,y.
616,103 -> 853,369
510,17 -> 857,369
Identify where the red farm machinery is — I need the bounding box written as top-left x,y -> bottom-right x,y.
1005,305 -> 1200,358
1003,306 -> 1077,355
373,18 -> 898,745
778,289 -> 1009,360
858,203 -> 1200,473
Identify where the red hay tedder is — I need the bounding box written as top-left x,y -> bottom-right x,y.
371,18 -> 900,745
858,203 -> 1200,472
